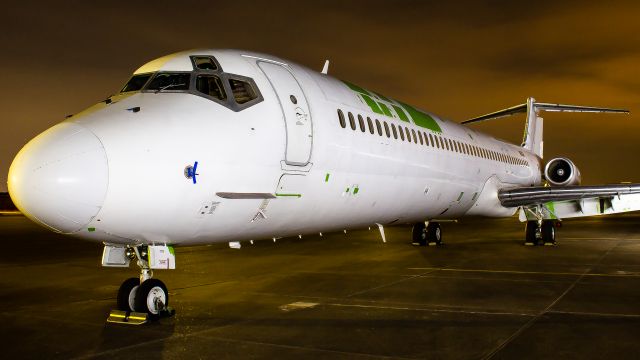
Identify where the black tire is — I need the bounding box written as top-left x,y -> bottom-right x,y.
134,279 -> 169,318
525,221 -> 538,245
117,277 -> 139,311
541,220 -> 556,244
427,222 -> 442,245
412,222 -> 428,246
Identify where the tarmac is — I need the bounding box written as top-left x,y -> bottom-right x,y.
1,214 -> 640,359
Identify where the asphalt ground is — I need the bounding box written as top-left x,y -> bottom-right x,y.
1,214 -> 640,359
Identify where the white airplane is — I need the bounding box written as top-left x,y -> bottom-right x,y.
7,49 -> 638,319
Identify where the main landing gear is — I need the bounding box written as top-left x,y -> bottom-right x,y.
525,220 -> 557,246
412,221 -> 442,246
115,246 -> 173,320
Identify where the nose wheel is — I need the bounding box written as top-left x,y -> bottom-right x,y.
114,246 -> 174,321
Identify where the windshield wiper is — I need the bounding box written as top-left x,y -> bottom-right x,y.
154,83 -> 186,93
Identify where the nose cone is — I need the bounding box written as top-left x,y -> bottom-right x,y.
8,122 -> 108,233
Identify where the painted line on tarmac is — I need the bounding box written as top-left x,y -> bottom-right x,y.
561,237 -> 640,241
549,310 -> 640,318
325,302 -> 535,317
407,267 -> 640,278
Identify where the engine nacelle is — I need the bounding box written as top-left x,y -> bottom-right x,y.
544,158 -> 581,186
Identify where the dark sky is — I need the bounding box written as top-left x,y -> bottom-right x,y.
3,1 -> 640,191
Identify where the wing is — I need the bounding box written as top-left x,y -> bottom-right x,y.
498,184 -> 640,220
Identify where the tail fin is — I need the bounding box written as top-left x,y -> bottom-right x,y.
462,97 -> 629,158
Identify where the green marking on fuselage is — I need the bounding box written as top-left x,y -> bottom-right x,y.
341,80 -> 443,133
325,173 -> 330,182
398,102 -> 442,133
353,187 -> 359,194
392,104 -> 409,122
88,227 -> 95,232
361,94 -> 383,114
378,102 -> 393,117
373,91 -> 392,102
276,193 -> 302,198
344,81 -> 370,95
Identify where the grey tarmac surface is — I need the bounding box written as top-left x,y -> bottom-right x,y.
1,214 -> 640,359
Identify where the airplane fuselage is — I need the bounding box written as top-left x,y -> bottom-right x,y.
8,49 -> 542,246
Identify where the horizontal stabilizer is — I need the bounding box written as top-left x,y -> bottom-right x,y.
499,184 -> 640,207
462,102 -> 628,124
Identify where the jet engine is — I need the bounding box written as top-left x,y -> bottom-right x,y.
544,158 -> 581,186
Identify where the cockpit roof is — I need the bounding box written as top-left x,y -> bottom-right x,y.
134,49 -> 288,74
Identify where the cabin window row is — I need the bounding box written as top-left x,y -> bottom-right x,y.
337,109 -> 528,167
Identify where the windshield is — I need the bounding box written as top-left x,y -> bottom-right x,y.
120,73 -> 152,92
145,73 -> 191,92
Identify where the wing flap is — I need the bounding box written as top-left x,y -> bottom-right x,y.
501,184 -> 640,221
499,184 -> 640,207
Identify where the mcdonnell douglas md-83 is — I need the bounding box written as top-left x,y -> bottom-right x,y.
7,49 -> 638,319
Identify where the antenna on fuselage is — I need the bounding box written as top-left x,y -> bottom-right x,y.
321,60 -> 330,74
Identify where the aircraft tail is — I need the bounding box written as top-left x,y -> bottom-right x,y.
461,98 -> 628,158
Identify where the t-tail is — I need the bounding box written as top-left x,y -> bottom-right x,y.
461,97 -> 629,158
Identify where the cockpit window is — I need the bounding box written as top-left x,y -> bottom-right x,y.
146,73 -> 191,92
196,74 -> 226,101
120,73 -> 152,92
192,57 -> 218,71
228,78 -> 257,104
118,55 -> 262,111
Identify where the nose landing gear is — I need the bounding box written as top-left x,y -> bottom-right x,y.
112,245 -> 174,322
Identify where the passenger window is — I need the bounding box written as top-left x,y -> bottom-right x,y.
367,117 -> 374,134
348,112 -> 356,130
416,130 -> 422,145
391,124 -> 398,139
228,78 -> 257,104
397,125 -> 404,140
405,128 -> 412,143
428,133 -> 433,146
196,74 -> 226,100
338,109 -> 346,128
121,73 -> 152,92
376,119 -> 383,136
192,56 -> 218,70
384,122 -> 390,137
358,115 -> 366,132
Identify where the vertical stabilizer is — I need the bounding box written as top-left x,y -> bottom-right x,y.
522,97 -> 543,158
